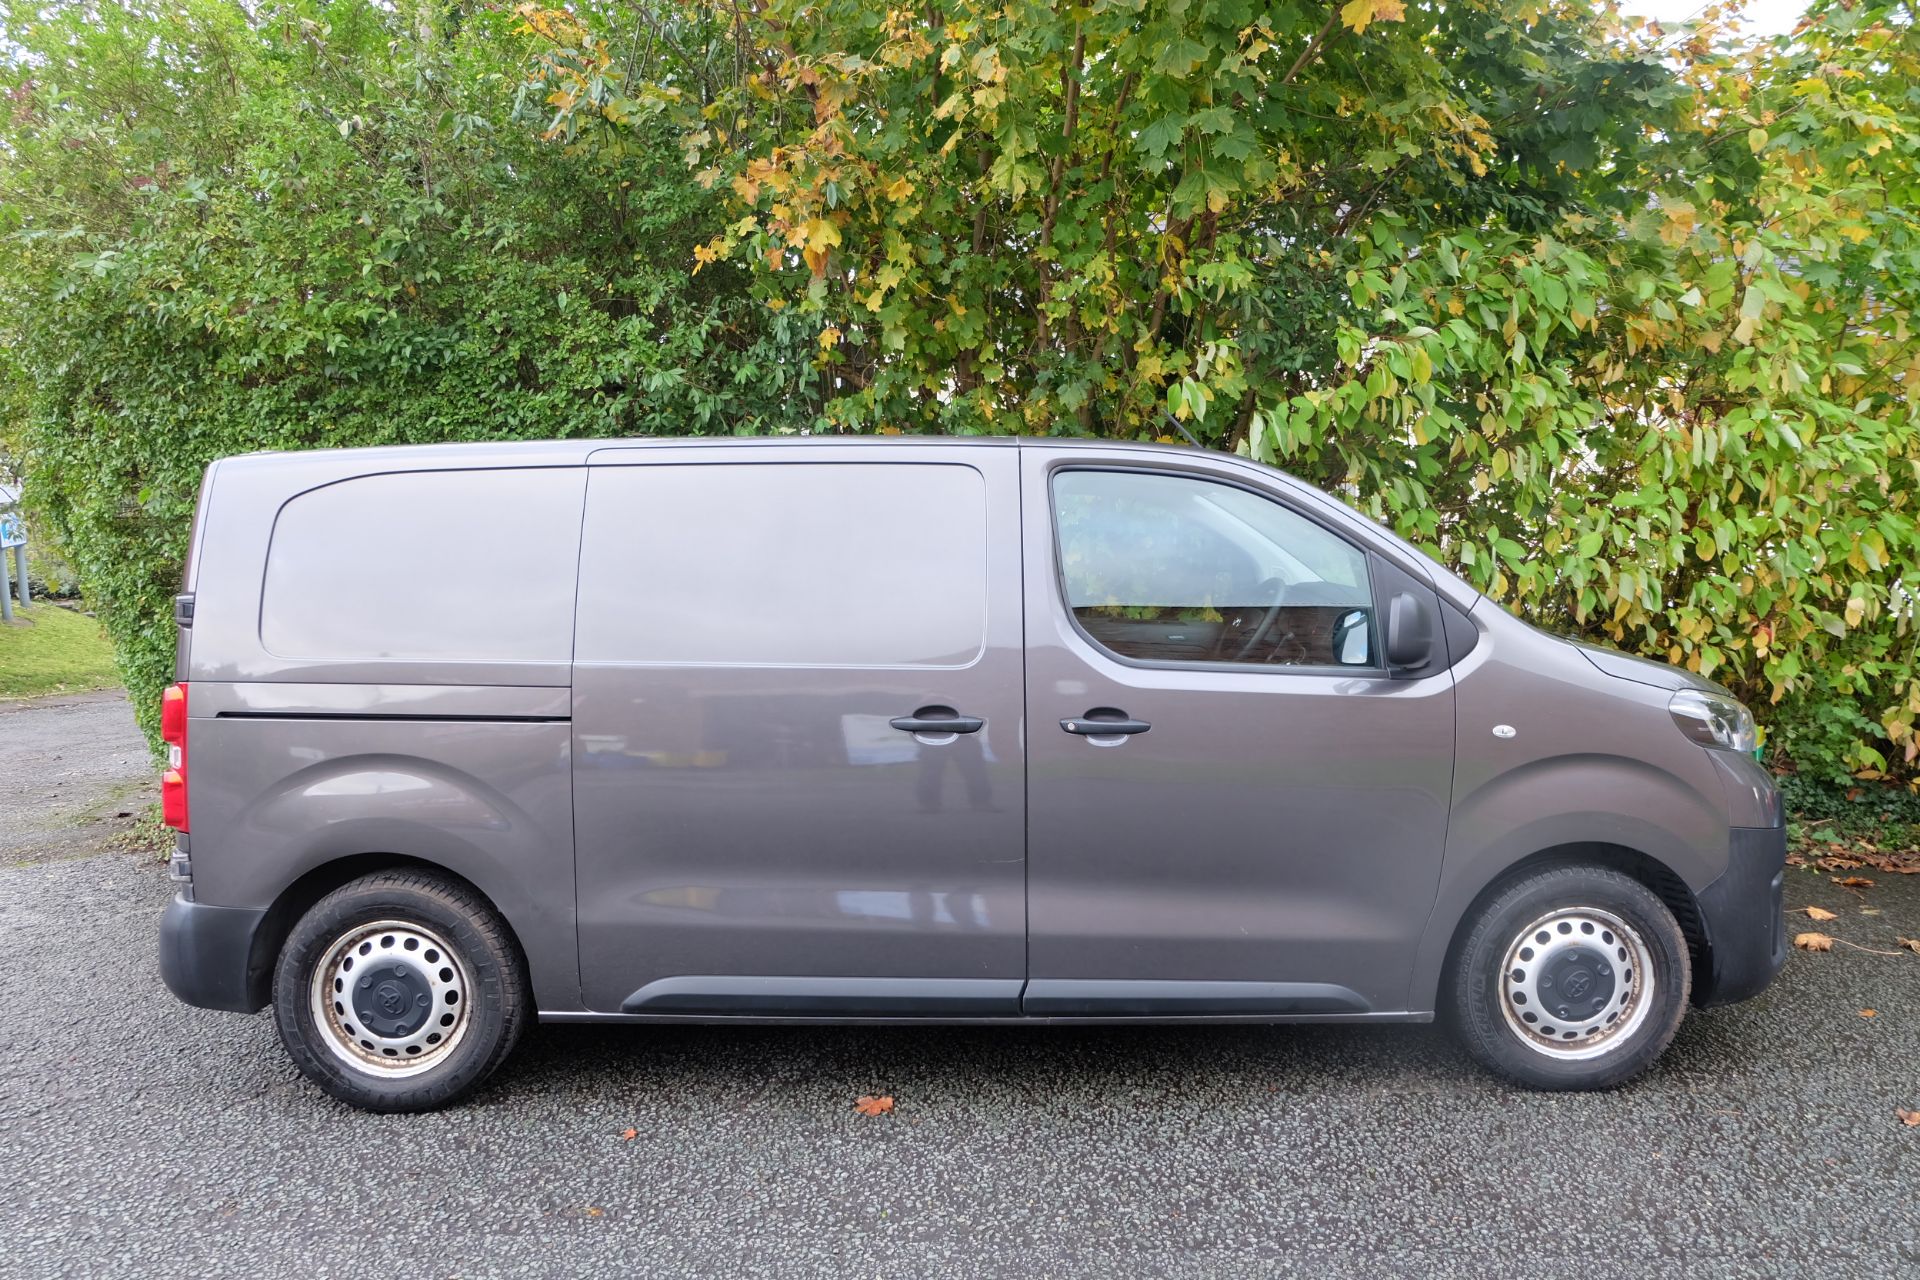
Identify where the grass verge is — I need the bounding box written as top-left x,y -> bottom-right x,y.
0,602 -> 121,699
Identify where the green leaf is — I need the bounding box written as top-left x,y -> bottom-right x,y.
1135,115 -> 1186,159
1188,106 -> 1234,136
1152,36 -> 1211,79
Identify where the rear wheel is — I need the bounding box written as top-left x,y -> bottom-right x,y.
1449,865 -> 1690,1090
272,871 -> 527,1112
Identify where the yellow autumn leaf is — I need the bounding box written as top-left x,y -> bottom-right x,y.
1659,200 -> 1697,246
1340,0 -> 1405,35
804,217 -> 842,255
1803,906 -> 1837,921
1793,932 -> 1833,952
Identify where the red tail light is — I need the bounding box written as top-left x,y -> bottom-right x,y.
161,682 -> 189,832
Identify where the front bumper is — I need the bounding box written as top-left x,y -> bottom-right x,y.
158,893 -> 272,1014
1693,825 -> 1789,1007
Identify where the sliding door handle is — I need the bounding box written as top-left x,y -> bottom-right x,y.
891,707 -> 984,735
1061,711 -> 1151,736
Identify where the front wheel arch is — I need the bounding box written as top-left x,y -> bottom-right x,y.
1446,861 -> 1693,1089
1436,842 -> 1711,1018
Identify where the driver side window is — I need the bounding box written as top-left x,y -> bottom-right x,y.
1052,469 -> 1375,668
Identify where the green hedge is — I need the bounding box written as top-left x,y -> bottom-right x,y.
3,0 -> 1917,793
0,0 -> 815,745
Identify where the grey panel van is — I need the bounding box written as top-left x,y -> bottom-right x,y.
157,438 -> 1786,1111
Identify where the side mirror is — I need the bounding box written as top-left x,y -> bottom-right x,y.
1385,591 -> 1436,671
1332,608 -> 1371,665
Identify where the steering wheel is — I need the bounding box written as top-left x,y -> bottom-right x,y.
1230,577 -> 1288,661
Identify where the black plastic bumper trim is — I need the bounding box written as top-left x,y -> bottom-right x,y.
621,976 -> 1024,1016
1694,825 -> 1789,1007
1022,979 -> 1368,1017
158,893 -> 272,1014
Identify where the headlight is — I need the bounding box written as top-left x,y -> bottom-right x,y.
1668,688 -> 1758,753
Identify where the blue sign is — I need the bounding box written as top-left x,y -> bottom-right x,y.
0,513 -> 24,549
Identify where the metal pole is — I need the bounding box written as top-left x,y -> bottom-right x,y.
0,540 -> 12,624
13,544 -> 27,607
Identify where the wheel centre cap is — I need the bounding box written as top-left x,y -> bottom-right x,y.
353,962 -> 434,1038
1539,946 -> 1615,1014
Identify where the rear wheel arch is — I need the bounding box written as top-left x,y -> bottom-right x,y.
248,854 -> 527,1010
271,867 -> 531,1111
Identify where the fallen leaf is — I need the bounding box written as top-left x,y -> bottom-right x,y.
1896,936 -> 1920,955
1794,932 -> 1834,951
586,1206 -> 605,1218
1832,876 -> 1876,888
1899,1108 -> 1920,1128
853,1094 -> 895,1116
1804,906 -> 1839,921
620,1128 -> 638,1141
1860,1009 -> 1877,1018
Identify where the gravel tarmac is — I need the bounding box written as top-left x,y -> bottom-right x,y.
2,694 -> 1917,1277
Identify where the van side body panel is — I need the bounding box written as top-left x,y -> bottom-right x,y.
185,689 -> 581,1009
184,446 -> 590,687
1017,445 -> 1458,1015
1404,603 -> 1739,1012
180,449 -> 590,1011
568,444 -> 1029,1014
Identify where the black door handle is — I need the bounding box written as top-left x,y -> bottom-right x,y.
890,706 -> 984,735
1061,710 -> 1151,736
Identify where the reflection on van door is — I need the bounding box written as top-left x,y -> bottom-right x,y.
569,445 -> 1028,1016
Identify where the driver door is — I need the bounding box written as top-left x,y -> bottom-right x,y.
1020,449 -> 1457,1015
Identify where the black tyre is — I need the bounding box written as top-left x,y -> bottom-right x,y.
272,871 -> 528,1113
1448,864 -> 1690,1091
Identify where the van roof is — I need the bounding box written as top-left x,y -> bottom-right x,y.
212,434 -> 1221,472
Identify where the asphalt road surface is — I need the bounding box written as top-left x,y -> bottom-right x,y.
2,693 -> 1917,1277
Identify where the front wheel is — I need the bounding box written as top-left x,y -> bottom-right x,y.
272,871 -> 528,1112
1448,865 -> 1691,1091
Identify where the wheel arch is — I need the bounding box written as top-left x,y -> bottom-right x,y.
1422,842 -> 1711,1016
244,854 -> 526,1012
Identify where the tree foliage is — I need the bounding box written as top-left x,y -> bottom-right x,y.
2,0 -> 1917,788
522,0 -> 1920,784
0,0 -> 813,743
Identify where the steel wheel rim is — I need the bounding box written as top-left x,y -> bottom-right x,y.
309,919 -> 471,1079
1498,906 -> 1655,1061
